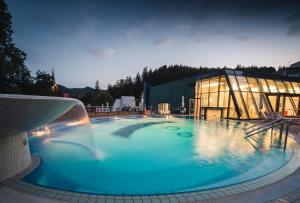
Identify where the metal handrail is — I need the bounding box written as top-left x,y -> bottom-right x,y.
245,119 -> 290,138
245,118 -> 283,135
243,118 -> 270,131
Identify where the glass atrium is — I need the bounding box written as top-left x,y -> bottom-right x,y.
194,69 -> 300,119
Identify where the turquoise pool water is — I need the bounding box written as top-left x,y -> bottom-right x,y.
25,116 -> 298,195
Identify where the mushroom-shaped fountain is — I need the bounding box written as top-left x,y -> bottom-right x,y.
0,94 -> 78,181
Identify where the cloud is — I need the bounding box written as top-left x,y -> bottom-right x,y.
119,30 -> 139,43
235,34 -> 258,42
286,13 -> 300,36
153,36 -> 173,47
288,24 -> 300,36
89,48 -> 116,58
235,35 -> 250,41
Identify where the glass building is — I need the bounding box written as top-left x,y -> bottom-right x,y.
194,69 -> 300,119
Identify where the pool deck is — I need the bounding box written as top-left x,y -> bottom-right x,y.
1,119 -> 300,203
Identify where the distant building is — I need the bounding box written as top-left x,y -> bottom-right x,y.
290,61 -> 300,68
277,61 -> 300,78
112,96 -> 136,111
144,74 -> 199,114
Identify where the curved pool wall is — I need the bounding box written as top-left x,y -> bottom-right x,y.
0,94 -> 78,181
24,115 -> 300,195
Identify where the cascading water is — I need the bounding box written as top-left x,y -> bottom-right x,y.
30,101 -> 104,160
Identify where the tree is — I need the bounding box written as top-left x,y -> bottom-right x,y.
134,72 -> 143,97
0,0 -> 32,94
34,70 -> 55,96
81,90 -> 113,106
95,80 -> 100,91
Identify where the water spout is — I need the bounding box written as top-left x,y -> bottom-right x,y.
47,138 -> 105,160
47,101 -> 100,160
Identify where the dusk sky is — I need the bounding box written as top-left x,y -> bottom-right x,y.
7,0 -> 300,88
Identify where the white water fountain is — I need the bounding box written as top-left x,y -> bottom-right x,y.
46,102 -> 104,160
0,94 -> 78,181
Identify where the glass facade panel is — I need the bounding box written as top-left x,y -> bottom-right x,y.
158,103 -> 170,114
247,78 -> 259,92
219,91 -> 229,107
228,76 -> 239,90
195,81 -> 201,98
252,93 -> 268,115
258,79 -> 269,92
236,76 -> 250,91
292,97 -> 299,116
284,82 -> 295,93
268,96 -> 277,112
209,77 -> 219,92
195,98 -> 201,116
209,92 -> 218,107
201,80 -> 209,93
275,81 -> 286,93
234,91 -> 248,119
284,97 -> 295,116
242,92 -> 259,118
279,96 -> 285,113
219,76 -> 228,91
228,96 -> 237,119
266,80 -> 278,93
201,93 -> 209,107
292,82 -> 300,93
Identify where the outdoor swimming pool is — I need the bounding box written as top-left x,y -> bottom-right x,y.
24,116 -> 299,195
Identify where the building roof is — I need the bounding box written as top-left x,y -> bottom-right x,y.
147,68 -> 300,89
290,61 -> 300,68
197,68 -> 300,82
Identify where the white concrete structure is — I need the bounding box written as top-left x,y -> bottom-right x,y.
0,94 -> 78,181
112,96 -> 135,111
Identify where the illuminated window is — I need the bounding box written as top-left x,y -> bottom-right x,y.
228,76 -> 239,90
284,97 -> 296,116
228,96 -> 237,119
209,92 -> 218,107
275,81 -> 286,93
201,93 -> 209,107
258,79 -> 269,92
233,91 -> 248,119
266,80 -> 278,93
158,103 -> 170,114
292,97 -> 299,116
241,92 -> 259,119
219,91 -> 229,107
209,77 -> 219,92
247,77 -> 259,92
236,76 -> 250,91
292,82 -> 300,93
252,92 -> 268,115
268,96 -> 277,112
201,80 -> 209,93
195,81 -> 201,98
284,82 -> 295,93
219,76 -> 228,91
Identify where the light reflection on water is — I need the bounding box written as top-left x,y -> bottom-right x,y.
194,120 -> 255,160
